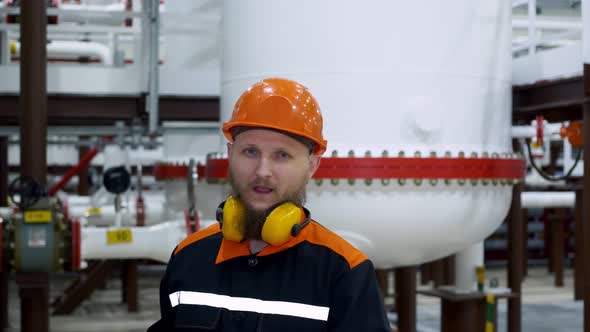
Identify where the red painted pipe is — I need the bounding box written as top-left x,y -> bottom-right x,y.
49,147 -> 99,196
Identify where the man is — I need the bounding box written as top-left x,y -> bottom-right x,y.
148,78 -> 390,331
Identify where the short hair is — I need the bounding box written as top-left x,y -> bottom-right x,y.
231,127 -> 316,155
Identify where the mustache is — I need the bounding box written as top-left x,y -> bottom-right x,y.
249,178 -> 275,188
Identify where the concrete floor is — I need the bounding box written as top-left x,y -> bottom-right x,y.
413,267 -> 583,332
4,266 -> 584,332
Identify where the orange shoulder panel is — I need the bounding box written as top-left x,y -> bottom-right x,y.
305,222 -> 367,269
174,223 -> 221,256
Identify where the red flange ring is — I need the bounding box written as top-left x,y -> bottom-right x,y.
153,163 -> 188,180
203,157 -> 526,180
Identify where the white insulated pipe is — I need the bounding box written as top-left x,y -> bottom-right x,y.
521,191 -> 575,209
12,40 -> 113,65
511,123 -> 563,139
0,207 -> 10,219
454,242 -> 484,293
512,18 -> 583,31
81,220 -> 187,263
59,2 -> 126,13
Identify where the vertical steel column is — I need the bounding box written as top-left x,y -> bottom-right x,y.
420,262 -> 432,285
0,137 -> 7,206
443,255 -> 455,286
583,62 -> 590,332
547,210 -> 554,273
431,259 -> 445,287
122,260 -> 138,312
16,273 -> 49,332
19,0 -> 47,184
508,183 -> 523,332
18,2 -> 49,332
582,0 -> 590,327
395,266 -> 416,332
522,208 -> 528,278
0,137 -> 6,330
0,272 -> 7,329
575,189 -> 584,301
551,209 -> 565,287
376,269 -> 389,300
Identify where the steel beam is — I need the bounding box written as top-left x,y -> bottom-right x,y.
16,273 -> 49,332
508,183 -> 523,332
575,189 -> 584,301
0,272 -> 8,329
512,76 -> 585,122
19,0 -> 47,185
121,260 -> 138,312
0,137 -> 7,206
583,62 -> 590,332
548,209 -> 566,287
0,94 -> 219,126
395,266 -> 416,332
52,260 -> 116,315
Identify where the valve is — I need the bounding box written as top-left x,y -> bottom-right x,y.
560,121 -> 583,148
8,176 -> 46,211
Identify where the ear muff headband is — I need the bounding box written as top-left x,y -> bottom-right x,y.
216,197 -> 311,245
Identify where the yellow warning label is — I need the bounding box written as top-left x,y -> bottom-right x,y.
85,208 -> 102,216
24,210 -> 52,223
10,40 -> 16,56
106,229 -> 133,245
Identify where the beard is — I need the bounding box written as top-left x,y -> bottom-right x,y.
228,171 -> 308,240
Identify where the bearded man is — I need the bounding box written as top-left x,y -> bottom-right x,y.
149,78 -> 390,332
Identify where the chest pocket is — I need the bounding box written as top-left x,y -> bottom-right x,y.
174,305 -> 221,330
259,314 -> 327,332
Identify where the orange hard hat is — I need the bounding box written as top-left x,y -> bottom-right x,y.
222,78 -> 327,155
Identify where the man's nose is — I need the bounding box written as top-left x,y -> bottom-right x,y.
255,157 -> 273,178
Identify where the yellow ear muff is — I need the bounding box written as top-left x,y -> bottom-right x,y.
221,196 -> 246,242
261,202 -> 303,246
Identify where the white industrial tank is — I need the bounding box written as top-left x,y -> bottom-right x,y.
219,0 -> 514,268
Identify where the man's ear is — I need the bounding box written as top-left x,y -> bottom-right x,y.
227,142 -> 232,156
308,155 -> 321,179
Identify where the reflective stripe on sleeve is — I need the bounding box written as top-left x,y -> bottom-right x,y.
169,291 -> 330,321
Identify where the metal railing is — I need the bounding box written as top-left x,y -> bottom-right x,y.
512,0 -> 582,57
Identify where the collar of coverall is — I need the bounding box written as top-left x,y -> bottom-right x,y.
214,221 -> 313,264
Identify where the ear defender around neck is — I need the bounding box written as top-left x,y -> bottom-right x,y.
216,196 -> 247,242
216,197 -> 311,246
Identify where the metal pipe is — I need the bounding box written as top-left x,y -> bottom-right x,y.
511,123 -> 563,139
527,0 -> 537,56
521,191 -> 576,208
48,147 -> 99,196
512,18 -> 583,31
147,0 -> 160,135
454,242 -> 484,293
80,220 -> 187,263
11,40 -> 114,65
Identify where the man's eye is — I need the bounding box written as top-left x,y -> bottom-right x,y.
277,151 -> 291,159
243,148 -> 257,156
